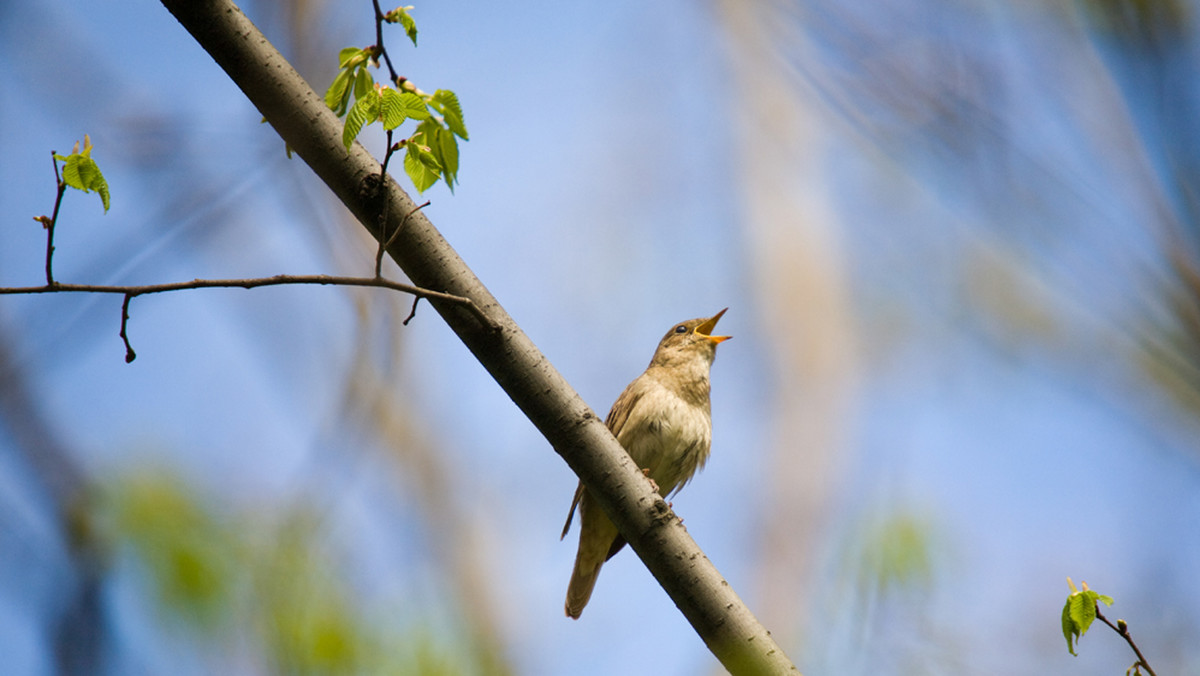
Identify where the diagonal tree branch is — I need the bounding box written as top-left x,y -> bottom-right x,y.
157,1 -> 799,672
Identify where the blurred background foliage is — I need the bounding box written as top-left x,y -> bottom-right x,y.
2,0 -> 1200,674
75,464 -> 495,675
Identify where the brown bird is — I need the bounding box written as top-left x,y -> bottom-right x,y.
561,308 -> 731,619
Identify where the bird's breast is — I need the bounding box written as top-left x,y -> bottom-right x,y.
617,380 -> 712,496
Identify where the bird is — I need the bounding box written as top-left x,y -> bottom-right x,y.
561,308 -> 731,619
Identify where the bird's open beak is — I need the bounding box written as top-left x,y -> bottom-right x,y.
695,308 -> 732,343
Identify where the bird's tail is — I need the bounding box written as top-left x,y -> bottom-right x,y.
564,491 -> 619,619
564,555 -> 603,619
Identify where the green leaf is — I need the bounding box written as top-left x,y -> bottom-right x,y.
390,7 -> 419,46
404,140 -> 441,192
353,67 -> 374,100
430,89 -> 468,139
399,92 -> 430,120
1069,590 -> 1097,630
338,46 -> 366,69
325,68 -> 353,115
1062,589 -> 1111,657
61,149 -> 110,212
103,469 -> 236,632
343,89 -> 380,150
435,127 -> 459,190
379,89 -> 407,130
417,120 -> 459,191
1062,602 -> 1078,656
78,156 -> 111,212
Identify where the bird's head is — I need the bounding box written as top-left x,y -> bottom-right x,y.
650,308 -> 731,368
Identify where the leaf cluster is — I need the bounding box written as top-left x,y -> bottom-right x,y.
323,8 -> 468,192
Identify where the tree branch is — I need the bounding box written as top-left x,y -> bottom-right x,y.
0,274 -> 494,361
156,1 -> 799,672
1095,607 -> 1157,676
43,150 -> 69,286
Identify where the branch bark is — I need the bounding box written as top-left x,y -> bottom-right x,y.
157,1 -> 799,672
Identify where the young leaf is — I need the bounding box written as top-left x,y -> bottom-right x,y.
435,126 -> 459,190
325,68 -> 354,115
1062,603 -> 1078,656
430,89 -> 468,139
353,67 -> 374,100
337,46 -> 366,69
58,140 -> 110,212
404,140 -> 441,192
387,7 -> 419,46
416,121 -> 458,190
380,89 -> 408,130
76,156 -> 111,212
398,92 -> 428,120
343,89 -> 381,150
1062,586 -> 1115,657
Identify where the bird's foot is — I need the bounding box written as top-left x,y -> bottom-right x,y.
641,468 -> 659,493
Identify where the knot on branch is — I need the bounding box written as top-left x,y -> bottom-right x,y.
359,172 -> 384,204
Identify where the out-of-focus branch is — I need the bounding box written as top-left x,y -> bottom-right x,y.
0,332 -> 104,674
157,0 -> 798,671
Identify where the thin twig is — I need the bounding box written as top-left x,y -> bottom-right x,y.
1095,607 -> 1157,676
373,137 -> 394,279
44,152 -> 68,286
371,0 -> 399,83
375,132 -> 396,276
380,128 -> 396,178
120,293 -> 136,363
373,179 -> 390,277
386,200 -> 428,251
403,296 -> 420,325
373,199 -> 429,278
0,274 -> 498,361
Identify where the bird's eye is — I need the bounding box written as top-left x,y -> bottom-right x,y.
674,325 -> 687,334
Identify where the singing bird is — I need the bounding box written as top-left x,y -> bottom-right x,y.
561,308 -> 731,619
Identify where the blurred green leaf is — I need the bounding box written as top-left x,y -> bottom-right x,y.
86,463 -> 507,674
858,512 -> 935,594
103,469 -> 237,632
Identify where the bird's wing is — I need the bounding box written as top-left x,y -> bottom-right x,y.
604,377 -> 644,436
562,375 -> 645,540
560,480 -> 585,539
